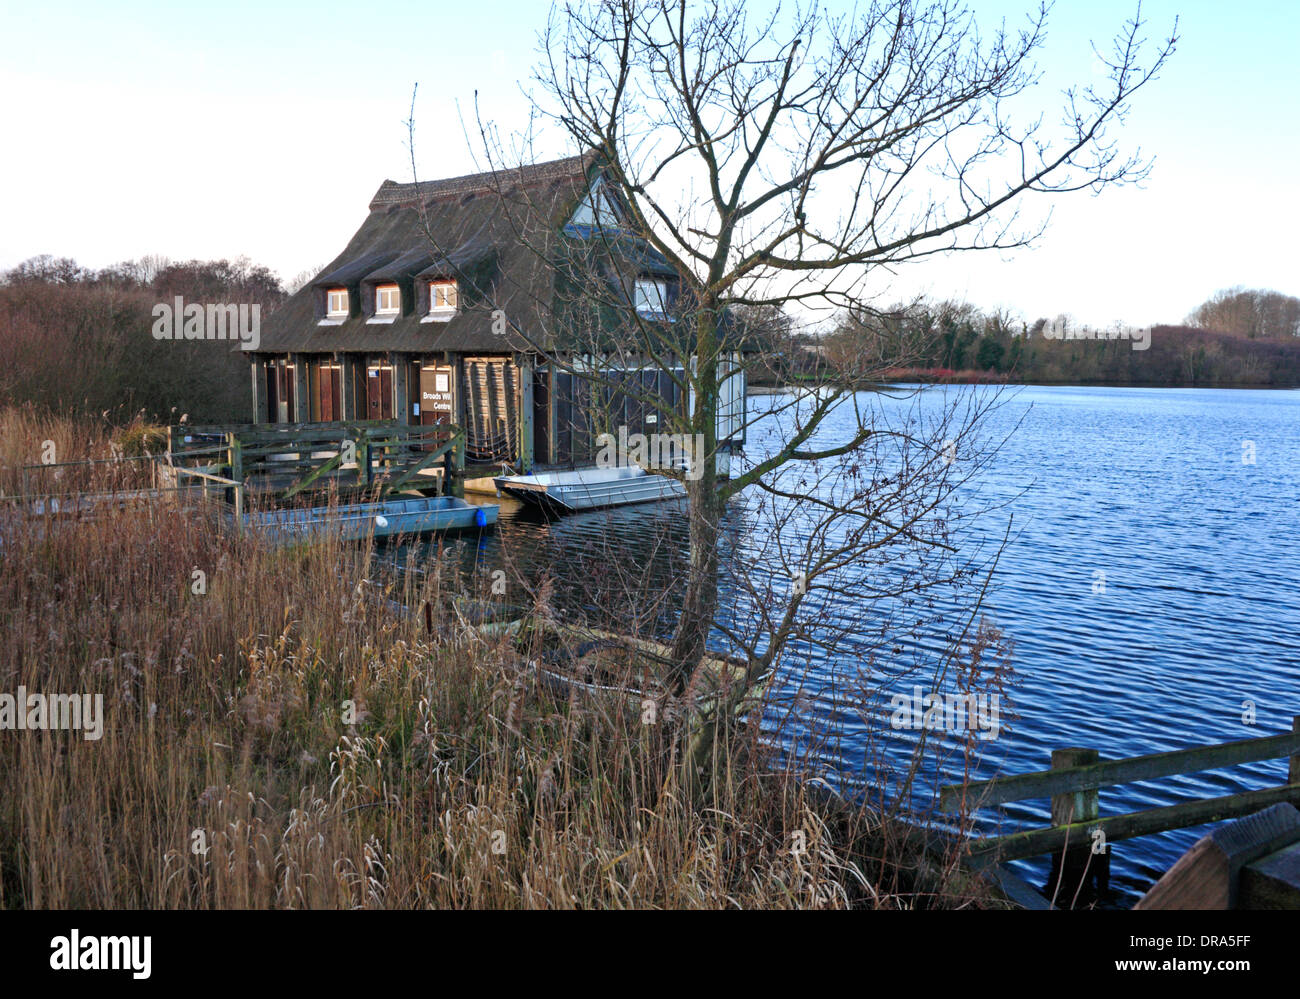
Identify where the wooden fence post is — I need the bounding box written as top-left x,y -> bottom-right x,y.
226,432 -> 243,508
1290,717 -> 1300,786
447,430 -> 465,498
1048,747 -> 1108,905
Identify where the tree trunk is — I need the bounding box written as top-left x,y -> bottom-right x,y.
670,472 -> 720,693
669,306 -> 721,694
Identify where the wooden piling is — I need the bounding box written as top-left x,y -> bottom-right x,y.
1290,716 -> 1300,786
1048,747 -> 1108,905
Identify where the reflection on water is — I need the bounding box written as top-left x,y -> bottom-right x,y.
384,384 -> 1300,905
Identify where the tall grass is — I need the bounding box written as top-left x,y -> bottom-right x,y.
0,409 -> 1003,909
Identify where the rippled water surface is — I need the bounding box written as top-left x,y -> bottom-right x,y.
398,384 -> 1300,904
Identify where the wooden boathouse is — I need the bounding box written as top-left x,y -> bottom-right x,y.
248,152 -> 747,485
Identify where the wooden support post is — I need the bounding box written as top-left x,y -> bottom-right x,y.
447,430 -> 465,497
250,357 -> 269,424
1291,716 -> 1300,786
392,353 -> 410,424
518,354 -> 534,473
226,432 -> 243,508
339,355 -> 359,420
452,355 -> 466,433
547,363 -> 557,465
358,433 -> 372,489
1048,747 -> 1108,906
291,354 -> 311,423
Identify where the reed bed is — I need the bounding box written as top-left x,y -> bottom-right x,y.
0,409 -> 1001,909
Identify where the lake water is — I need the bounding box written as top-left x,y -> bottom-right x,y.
399,384 -> 1300,905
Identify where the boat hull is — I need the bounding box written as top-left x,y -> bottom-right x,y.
243,495 -> 497,542
494,466 -> 685,513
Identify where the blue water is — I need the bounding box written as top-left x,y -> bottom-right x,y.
407,384 -> 1300,904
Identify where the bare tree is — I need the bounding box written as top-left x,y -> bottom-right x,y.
452,0 -> 1174,754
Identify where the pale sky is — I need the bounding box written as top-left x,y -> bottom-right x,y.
1,0 -> 1296,329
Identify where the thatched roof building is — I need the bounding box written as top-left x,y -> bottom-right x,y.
249,152 -> 743,473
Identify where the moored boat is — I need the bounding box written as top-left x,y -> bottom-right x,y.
242,495 -> 497,542
493,465 -> 685,513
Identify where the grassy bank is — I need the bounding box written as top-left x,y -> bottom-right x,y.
0,409 -> 1003,909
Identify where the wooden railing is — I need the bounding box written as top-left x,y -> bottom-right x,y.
940,717 -> 1300,879
168,421 -> 466,499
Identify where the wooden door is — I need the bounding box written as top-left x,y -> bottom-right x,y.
316,364 -> 341,422
367,366 -> 393,420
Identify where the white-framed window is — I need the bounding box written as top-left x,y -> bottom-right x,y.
375,283 -> 401,315
326,288 -> 349,318
634,277 -> 669,317
429,279 -> 458,314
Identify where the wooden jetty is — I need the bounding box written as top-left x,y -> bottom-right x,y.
10,420 -> 497,544
940,716 -> 1300,908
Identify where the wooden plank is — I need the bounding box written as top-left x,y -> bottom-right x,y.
384,432 -> 464,494
281,451 -> 346,500
965,784 -> 1300,868
1134,837 -> 1230,909
986,864 -> 1054,910
939,727 -> 1300,811
1136,803 -> 1300,909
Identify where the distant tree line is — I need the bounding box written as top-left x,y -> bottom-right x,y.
0,255 -> 285,422
810,289 -> 1300,387
1186,286 -> 1300,340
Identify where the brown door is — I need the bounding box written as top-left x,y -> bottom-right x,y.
366,366 -> 393,420
316,363 -> 341,422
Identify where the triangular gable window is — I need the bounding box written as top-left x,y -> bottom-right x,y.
568,176 -> 623,231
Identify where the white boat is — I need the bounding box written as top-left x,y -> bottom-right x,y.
242,495 -> 497,541
493,466 -> 685,513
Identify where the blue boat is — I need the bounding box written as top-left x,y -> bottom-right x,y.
242,495 -> 497,542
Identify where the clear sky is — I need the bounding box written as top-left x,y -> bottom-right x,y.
1,0 -> 1296,328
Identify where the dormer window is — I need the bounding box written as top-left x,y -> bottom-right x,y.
423,279 -> 458,322
375,283 -> 400,315
431,280 -> 457,312
634,277 -> 669,318
326,288 -> 349,318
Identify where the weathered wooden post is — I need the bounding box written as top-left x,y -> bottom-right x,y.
250,357 -> 268,424
518,354 -> 534,473
1048,747 -> 1108,905
359,431 -> 372,489
1290,716 -> 1300,786
226,431 -> 243,508
291,354 -> 311,423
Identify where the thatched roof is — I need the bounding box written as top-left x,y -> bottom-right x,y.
257,151 -> 678,356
